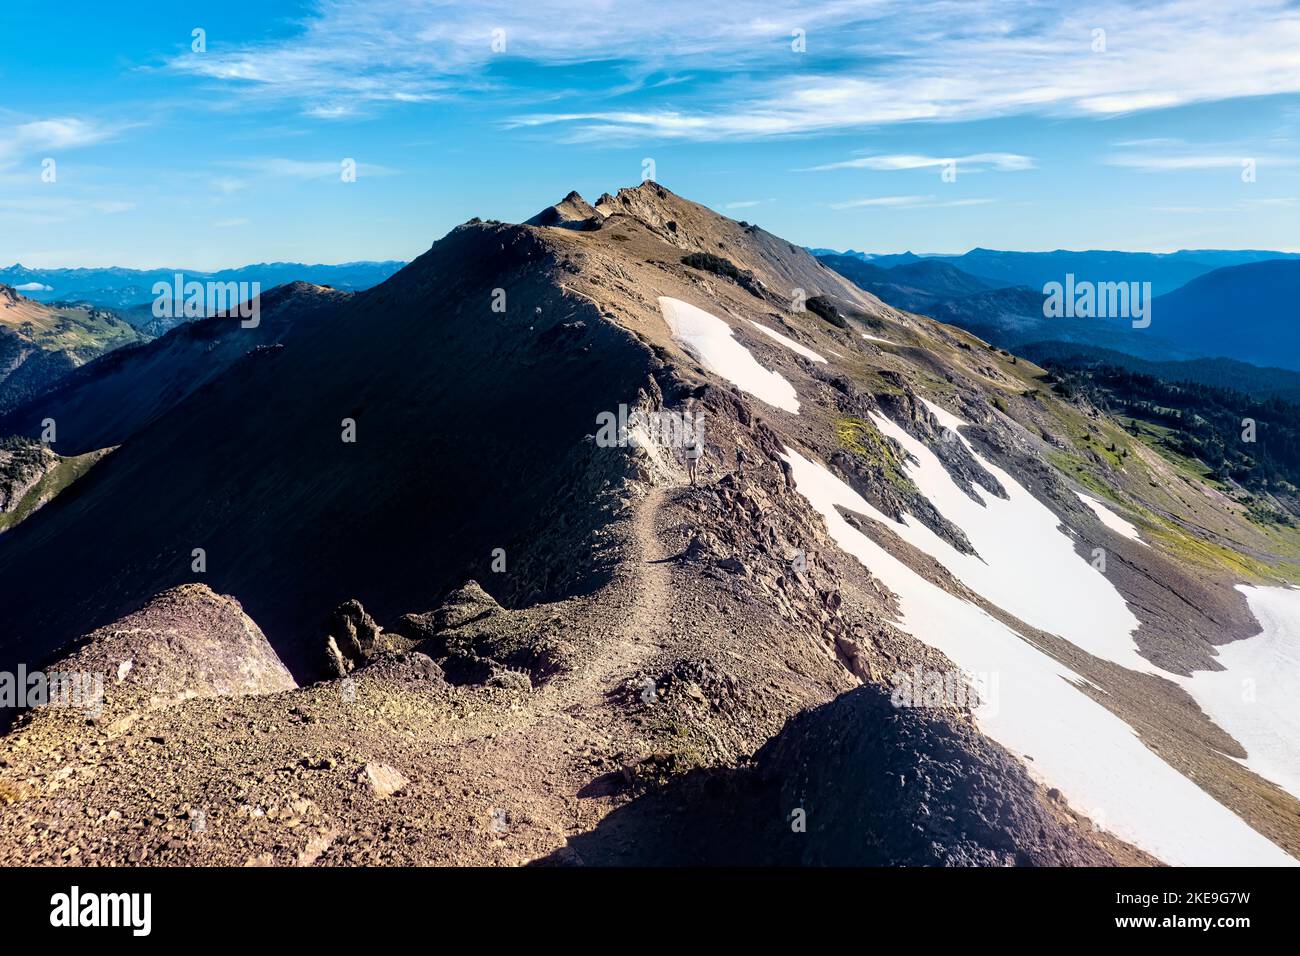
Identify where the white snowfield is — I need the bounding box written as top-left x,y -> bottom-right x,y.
861,332 -> 893,345
745,320 -> 827,363
868,399 -> 1150,673
782,446 -> 1297,866
1177,585 -> 1300,801
1075,492 -> 1148,546
916,401 -> 1300,805
657,297 -> 800,413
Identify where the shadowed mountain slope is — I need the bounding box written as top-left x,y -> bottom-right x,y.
0,224 -> 656,679
0,282 -> 352,455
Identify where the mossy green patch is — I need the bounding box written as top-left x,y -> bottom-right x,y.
835,416 -> 916,494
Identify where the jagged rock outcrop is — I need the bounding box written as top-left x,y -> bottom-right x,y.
388,582 -> 554,687
322,598 -> 414,676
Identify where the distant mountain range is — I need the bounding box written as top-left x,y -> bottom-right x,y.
0,261 -> 405,314
813,248 -> 1300,296
1151,259 -> 1300,370
814,255 -> 993,313
816,249 -> 1300,373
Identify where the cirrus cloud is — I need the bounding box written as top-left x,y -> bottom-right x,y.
164,0 -> 1300,141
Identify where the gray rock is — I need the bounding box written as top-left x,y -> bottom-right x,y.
358,762 -> 408,798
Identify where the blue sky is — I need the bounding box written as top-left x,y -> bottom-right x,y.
2,0 -> 1298,269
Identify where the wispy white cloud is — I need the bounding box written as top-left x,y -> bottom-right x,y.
303,104 -> 362,120
0,196 -> 136,225
1104,137 -> 1300,171
221,158 -> 399,180
802,153 -> 1034,173
0,117 -> 127,164
1144,196 -> 1296,213
164,1 -> 1300,140
829,195 -> 996,210
212,176 -> 248,195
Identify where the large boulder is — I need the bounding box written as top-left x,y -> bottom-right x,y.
38,583 -> 296,724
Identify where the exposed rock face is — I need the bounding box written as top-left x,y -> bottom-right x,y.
36,584 -> 295,723
430,581 -> 502,631
323,599 -> 382,676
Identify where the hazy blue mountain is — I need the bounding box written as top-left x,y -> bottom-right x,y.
1150,259 -> 1300,371
817,254 -> 992,313
814,248 -> 1300,296
812,250 -> 924,269
941,249 -> 1300,296
819,249 -> 1300,370
0,261 -> 406,316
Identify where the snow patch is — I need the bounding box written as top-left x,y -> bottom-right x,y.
746,319 -> 827,363
782,447 -> 1296,866
1075,492 -> 1148,546
869,400 -> 1149,672
657,297 -> 800,413
861,332 -> 893,345
1178,585 -> 1300,800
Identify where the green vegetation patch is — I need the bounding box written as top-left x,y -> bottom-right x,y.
835,416 -> 912,490
0,447 -> 110,533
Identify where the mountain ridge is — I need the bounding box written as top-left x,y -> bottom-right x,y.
1,182 -> 1298,867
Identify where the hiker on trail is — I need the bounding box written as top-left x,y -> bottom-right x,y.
735,447 -> 745,479
685,435 -> 702,485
